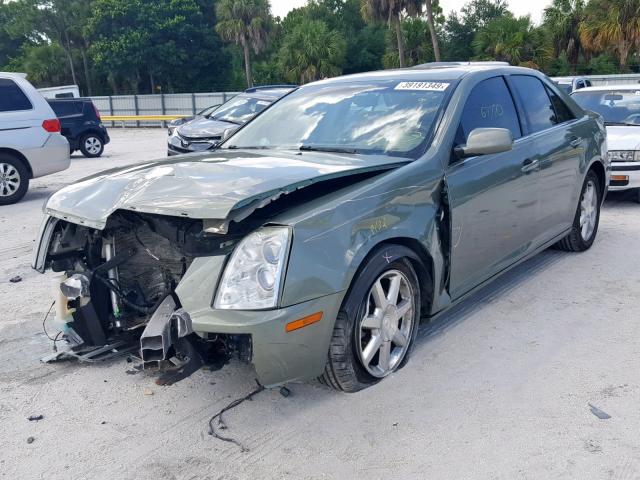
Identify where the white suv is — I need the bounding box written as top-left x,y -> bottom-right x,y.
0,72 -> 70,205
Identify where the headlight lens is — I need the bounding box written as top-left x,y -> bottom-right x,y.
608,150 -> 640,162
214,227 -> 291,310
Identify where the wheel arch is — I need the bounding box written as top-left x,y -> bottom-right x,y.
345,238 -> 435,317
588,159 -> 606,200
0,148 -> 33,178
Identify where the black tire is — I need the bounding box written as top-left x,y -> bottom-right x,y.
79,134 -> 104,158
0,154 -> 29,205
635,188 -> 640,204
320,245 -> 423,392
555,170 -> 601,252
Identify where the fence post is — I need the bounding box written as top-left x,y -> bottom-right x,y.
191,93 -> 196,115
134,94 -> 139,128
108,96 -> 114,128
160,93 -> 166,128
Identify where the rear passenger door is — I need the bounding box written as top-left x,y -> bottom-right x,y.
0,78 -> 38,148
508,75 -> 582,240
446,76 -> 540,299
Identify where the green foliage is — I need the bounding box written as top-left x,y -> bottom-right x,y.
2,0 -> 640,94
277,18 -> 346,83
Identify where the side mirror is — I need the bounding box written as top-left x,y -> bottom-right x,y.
221,127 -> 236,142
455,128 -> 514,159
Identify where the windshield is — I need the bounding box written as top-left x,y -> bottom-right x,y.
208,95 -> 273,124
198,104 -> 221,117
572,89 -> 640,125
224,80 -> 452,158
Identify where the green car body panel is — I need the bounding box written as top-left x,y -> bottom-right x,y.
33,65 -> 609,386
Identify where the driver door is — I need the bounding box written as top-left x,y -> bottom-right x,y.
446,76 -> 541,299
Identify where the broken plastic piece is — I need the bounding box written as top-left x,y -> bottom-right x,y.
279,386 -> 291,398
9,275 -> 22,283
59,273 -> 90,299
27,415 -> 44,421
588,403 -> 611,420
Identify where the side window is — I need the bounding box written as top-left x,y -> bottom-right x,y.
510,75 -> 558,133
545,86 -> 575,124
0,79 -> 33,112
458,76 -> 521,144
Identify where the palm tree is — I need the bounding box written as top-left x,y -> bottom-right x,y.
424,0 -> 441,61
215,0 -> 271,87
543,0 -> 585,72
361,0 -> 422,67
278,19 -> 347,84
580,0 -> 640,71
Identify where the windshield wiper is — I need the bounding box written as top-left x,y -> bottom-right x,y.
299,145 -> 358,154
225,145 -> 272,150
211,116 -> 241,125
605,121 -> 639,126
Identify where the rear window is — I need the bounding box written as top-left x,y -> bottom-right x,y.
49,101 -> 83,117
0,79 -> 33,112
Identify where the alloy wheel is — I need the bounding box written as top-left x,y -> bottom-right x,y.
0,162 -> 21,197
356,269 -> 415,378
84,137 -> 102,155
579,179 -> 598,241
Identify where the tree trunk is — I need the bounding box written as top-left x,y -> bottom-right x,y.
149,72 -> 156,93
80,46 -> 93,96
62,31 -> 78,86
425,0 -> 441,62
619,41 -> 630,72
394,16 -> 405,68
241,37 -> 253,88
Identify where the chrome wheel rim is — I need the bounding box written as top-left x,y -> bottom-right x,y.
85,137 -> 102,154
0,163 -> 21,197
579,179 -> 598,241
357,269 -> 415,378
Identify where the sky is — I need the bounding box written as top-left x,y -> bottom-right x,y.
270,0 -> 553,24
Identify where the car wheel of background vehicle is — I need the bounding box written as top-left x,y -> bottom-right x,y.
320,245 -> 422,392
635,188 -> 640,204
80,134 -> 104,157
0,154 -> 29,205
555,170 -> 601,252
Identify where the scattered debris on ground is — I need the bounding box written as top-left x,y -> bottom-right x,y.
27,415 -> 44,421
208,380 -> 266,452
26,437 -> 35,444
588,403 -> 611,420
143,388 -> 154,396
9,275 -> 22,283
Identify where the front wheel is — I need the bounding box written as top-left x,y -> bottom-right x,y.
320,246 -> 422,392
80,134 -> 104,157
555,170 -> 601,252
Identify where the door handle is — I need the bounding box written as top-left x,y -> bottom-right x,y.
521,158 -> 539,173
569,137 -> 582,148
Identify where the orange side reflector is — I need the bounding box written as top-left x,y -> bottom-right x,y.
612,175 -> 629,181
285,311 -> 323,333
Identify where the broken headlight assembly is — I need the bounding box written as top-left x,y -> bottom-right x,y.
608,150 -> 640,162
214,226 -> 291,310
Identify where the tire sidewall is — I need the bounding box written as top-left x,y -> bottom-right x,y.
0,156 -> 29,205
80,134 -> 104,157
340,245 -> 422,388
573,171 -> 601,249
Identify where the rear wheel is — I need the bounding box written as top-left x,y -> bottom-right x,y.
320,245 -> 422,392
555,170 -> 601,252
80,134 -> 104,157
0,155 -> 29,205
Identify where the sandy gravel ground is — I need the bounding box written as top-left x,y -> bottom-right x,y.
1,129 -> 640,480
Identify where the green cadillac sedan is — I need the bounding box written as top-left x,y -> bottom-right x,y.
33,64 -> 608,392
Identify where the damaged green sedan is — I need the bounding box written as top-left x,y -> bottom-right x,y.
32,65 -> 608,392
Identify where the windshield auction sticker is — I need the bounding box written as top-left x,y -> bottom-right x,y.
395,82 -> 449,91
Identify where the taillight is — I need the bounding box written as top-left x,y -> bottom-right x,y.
93,103 -> 101,121
42,118 -> 61,133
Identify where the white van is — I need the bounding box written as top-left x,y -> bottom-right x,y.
0,72 -> 70,205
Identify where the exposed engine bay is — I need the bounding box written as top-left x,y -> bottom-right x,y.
42,210 -> 251,381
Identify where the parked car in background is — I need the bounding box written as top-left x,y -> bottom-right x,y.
0,72 -> 69,205
572,85 -> 640,201
34,65 -> 607,392
553,76 -> 592,94
167,85 -> 296,155
47,98 -> 110,157
167,104 -> 221,135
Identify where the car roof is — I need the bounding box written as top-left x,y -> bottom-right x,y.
0,71 -> 28,79
573,84 -> 640,92
310,64 -> 546,86
241,86 -> 296,100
